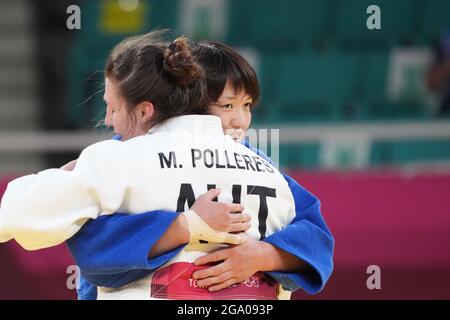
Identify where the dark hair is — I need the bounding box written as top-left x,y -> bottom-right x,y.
193,41 -> 260,107
105,30 -> 208,128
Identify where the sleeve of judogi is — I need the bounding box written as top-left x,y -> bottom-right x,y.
243,141 -> 277,167
76,275 -> 98,300
66,210 -> 186,288
242,143 -> 334,294
0,140 -> 129,250
263,174 -> 334,294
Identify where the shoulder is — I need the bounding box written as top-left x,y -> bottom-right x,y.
79,140 -> 124,160
242,141 -> 277,167
75,140 -> 126,173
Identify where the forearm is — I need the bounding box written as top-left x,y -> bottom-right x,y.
150,196 -> 248,258
67,211 -> 184,288
0,170 -> 99,250
257,241 -> 309,273
148,213 -> 189,258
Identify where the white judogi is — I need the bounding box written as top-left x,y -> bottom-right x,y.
0,115 -> 295,299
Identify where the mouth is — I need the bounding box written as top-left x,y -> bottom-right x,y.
225,129 -> 245,143
230,133 -> 243,143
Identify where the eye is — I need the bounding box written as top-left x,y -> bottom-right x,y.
222,104 -> 233,110
244,102 -> 252,108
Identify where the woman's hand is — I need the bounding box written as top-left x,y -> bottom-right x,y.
149,189 -> 251,256
60,159 -> 77,171
190,188 -> 251,233
193,235 -> 310,291
192,237 -> 271,292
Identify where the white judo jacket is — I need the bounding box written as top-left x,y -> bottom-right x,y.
0,115 -> 296,299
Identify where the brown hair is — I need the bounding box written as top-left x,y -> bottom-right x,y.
193,41 -> 260,107
105,30 -> 208,129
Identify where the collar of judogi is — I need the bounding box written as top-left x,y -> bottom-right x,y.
146,115 -> 223,136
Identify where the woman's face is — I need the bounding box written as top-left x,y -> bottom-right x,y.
104,78 -> 253,142
209,80 -> 252,143
104,78 -> 147,140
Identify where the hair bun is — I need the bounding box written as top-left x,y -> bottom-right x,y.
163,37 -> 203,87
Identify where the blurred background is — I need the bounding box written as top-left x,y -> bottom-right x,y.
0,0 -> 449,299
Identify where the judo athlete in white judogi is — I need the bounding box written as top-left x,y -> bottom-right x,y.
0,115 -> 295,299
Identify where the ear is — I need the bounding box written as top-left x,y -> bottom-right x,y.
138,101 -> 155,123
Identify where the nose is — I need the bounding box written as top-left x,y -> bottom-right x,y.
104,106 -> 112,128
230,107 -> 245,130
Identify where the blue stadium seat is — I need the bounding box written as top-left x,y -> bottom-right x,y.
333,0 -> 418,49
391,139 -> 450,163
356,51 -> 427,120
417,0 -> 450,42
371,139 -> 450,164
227,0 -> 331,50
267,51 -> 361,122
279,143 -> 321,168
